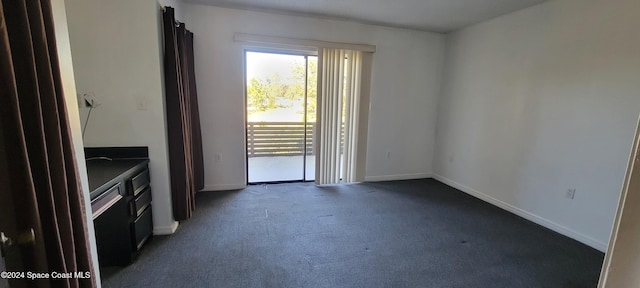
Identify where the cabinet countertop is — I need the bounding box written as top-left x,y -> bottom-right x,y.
86,158 -> 149,201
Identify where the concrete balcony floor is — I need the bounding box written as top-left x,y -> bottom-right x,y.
248,155 -> 315,183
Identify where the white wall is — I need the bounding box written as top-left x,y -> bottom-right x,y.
65,0 -> 178,234
51,0 -> 102,285
182,4 -> 445,189
434,0 -> 640,250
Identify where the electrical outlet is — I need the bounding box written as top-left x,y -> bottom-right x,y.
566,188 -> 576,200
215,154 -> 221,162
386,151 -> 391,159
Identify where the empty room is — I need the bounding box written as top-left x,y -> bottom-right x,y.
1,0 -> 640,287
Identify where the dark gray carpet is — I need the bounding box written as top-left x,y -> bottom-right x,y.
101,179 -> 604,288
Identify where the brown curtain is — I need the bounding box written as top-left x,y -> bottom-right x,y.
163,7 -> 204,221
185,30 -> 205,192
0,0 -> 96,287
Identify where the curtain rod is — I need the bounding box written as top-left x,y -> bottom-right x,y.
160,6 -> 183,26
234,33 -> 376,53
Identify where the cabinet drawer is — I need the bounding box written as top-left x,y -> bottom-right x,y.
131,187 -> 152,217
133,206 -> 153,250
92,183 -> 122,219
129,169 -> 150,196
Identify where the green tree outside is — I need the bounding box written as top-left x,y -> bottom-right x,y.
247,57 -> 317,122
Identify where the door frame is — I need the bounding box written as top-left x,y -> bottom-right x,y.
242,48 -> 318,185
598,114 -> 640,287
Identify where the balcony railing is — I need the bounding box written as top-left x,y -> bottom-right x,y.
247,122 -> 315,157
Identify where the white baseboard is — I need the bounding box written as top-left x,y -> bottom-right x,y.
365,173 -> 432,182
153,221 -> 179,235
202,183 -> 247,191
433,174 -> 608,252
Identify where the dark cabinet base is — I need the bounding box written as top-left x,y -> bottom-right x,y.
94,194 -> 134,266
89,157 -> 153,267
133,205 -> 153,250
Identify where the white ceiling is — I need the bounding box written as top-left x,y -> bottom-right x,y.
183,0 -> 548,33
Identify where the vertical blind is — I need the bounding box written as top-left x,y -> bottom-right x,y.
342,50 -> 362,183
316,48 -> 363,184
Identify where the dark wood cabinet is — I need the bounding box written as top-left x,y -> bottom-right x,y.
133,206 -> 153,250
127,168 -> 153,251
92,183 -> 131,266
87,153 -> 154,267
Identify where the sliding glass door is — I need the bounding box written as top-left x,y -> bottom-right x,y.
245,51 -> 317,183
304,56 -> 317,181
